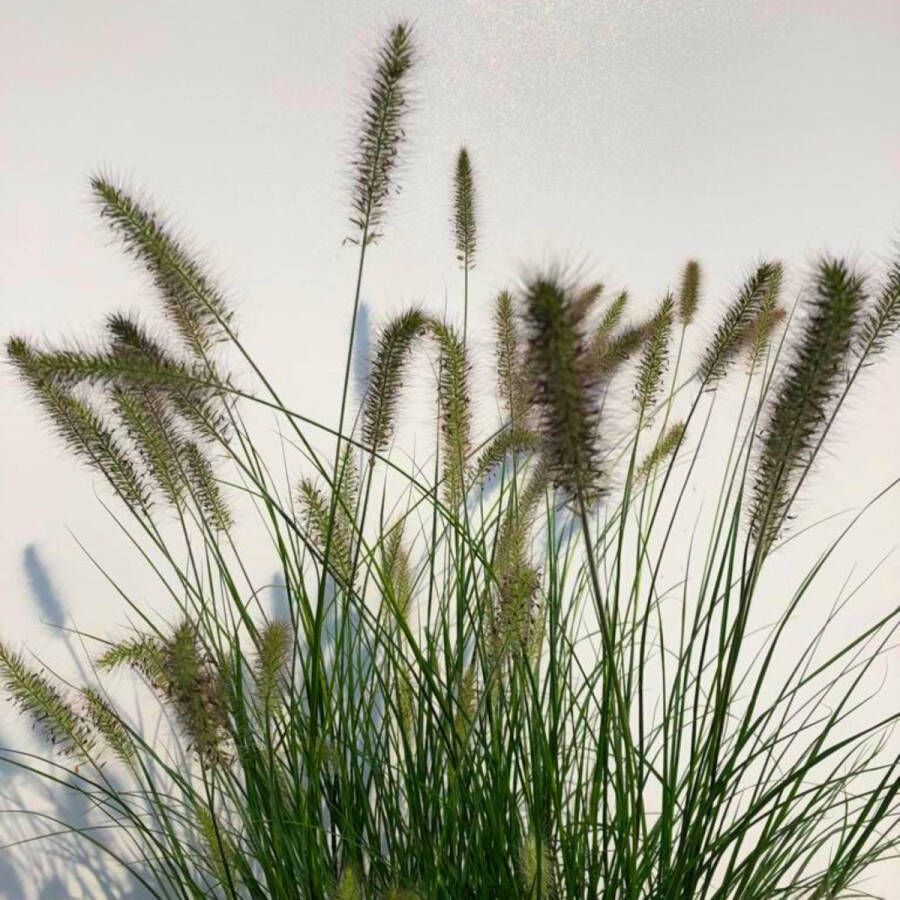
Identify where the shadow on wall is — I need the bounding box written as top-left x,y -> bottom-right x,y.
4,524 -> 379,895
353,300 -> 372,413
0,546 -> 152,900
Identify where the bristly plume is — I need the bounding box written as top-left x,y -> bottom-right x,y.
296,449 -> 357,590
350,22 -> 414,245
363,308 -> 427,451
334,442 -> 360,580
253,620 -> 293,713
635,293 -> 674,415
107,314 -> 232,442
0,641 -> 94,759
105,319 -> 189,509
7,337 -> 152,512
494,463 -> 549,584
195,801 -> 238,892
106,312 -> 170,364
381,521 -> 413,624
111,384 -> 185,509
471,427 -> 540,487
453,147 -> 477,271
494,290 -> 528,427
587,291 -> 647,380
7,343 -> 204,393
429,319 -> 471,507
104,318 -> 233,527
591,290 -> 629,349
750,258 -> 866,548
180,441 -> 233,532
739,265 -> 786,370
161,621 -> 229,764
91,177 -> 234,361
592,323 -> 648,378
333,862 -> 364,900
81,687 -> 135,765
573,281 -> 604,321
854,253 -> 900,365
678,259 -> 702,326
453,664 -> 477,744
636,421 -> 686,483
96,633 -> 167,687
487,454 -> 549,670
519,830 -> 558,899
522,274 -> 602,502
698,261 -> 783,384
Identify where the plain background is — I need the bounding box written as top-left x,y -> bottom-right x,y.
2,1 -> 899,896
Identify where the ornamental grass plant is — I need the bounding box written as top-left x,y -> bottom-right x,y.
3,21 -> 900,899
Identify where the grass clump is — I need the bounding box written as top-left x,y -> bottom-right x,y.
2,21 -> 900,900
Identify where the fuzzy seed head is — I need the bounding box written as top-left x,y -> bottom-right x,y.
699,261 -> 783,384
0,641 -> 93,759
91,177 -> 234,361
635,293 -> 674,415
750,257 -> 866,547
350,22 -> 414,243
522,274 -> 603,502
678,259 -> 702,326
363,308 -> 428,451
453,147 -> 477,270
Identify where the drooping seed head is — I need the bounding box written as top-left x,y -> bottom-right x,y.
7,336 -> 152,512
161,621 -> 229,764
362,307 -> 428,451
91,177 -> 234,361
81,687 -> 135,765
0,641 -> 94,759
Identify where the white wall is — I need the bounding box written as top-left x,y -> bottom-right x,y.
1,1 -> 899,896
